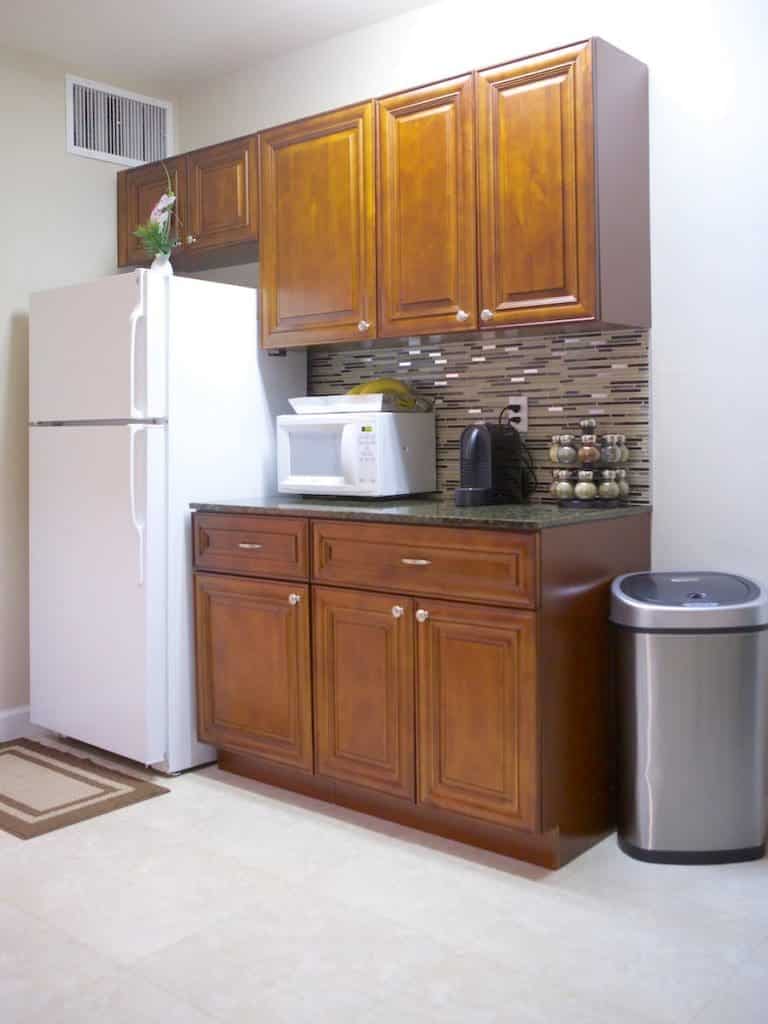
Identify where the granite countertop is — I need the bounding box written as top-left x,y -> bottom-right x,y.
190,496 -> 650,532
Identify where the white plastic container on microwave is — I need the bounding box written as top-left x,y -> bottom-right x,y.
276,411 -> 436,497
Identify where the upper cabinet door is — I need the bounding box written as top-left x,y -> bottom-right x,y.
186,136 -> 259,252
259,102 -> 376,348
476,41 -> 596,327
117,157 -> 187,268
377,76 -> 477,338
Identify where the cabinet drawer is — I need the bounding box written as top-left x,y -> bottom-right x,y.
312,520 -> 538,608
194,514 -> 308,579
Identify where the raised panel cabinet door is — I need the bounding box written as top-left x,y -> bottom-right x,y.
476,41 -> 596,327
377,75 -> 477,337
117,157 -> 187,267
259,102 -> 376,348
194,573 -> 312,770
313,587 -> 415,799
417,598 -> 539,830
186,136 -> 259,251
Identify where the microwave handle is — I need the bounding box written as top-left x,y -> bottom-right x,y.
340,423 -> 359,486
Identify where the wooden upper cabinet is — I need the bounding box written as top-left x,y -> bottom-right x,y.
185,136 -> 259,252
194,573 -> 313,770
417,599 -> 539,830
117,157 -> 187,268
115,40 -> 647,329
377,76 -> 477,337
259,102 -> 376,348
476,41 -> 596,327
313,586 -> 415,799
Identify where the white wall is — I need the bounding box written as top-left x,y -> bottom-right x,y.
0,47 -> 172,716
178,0 -> 768,582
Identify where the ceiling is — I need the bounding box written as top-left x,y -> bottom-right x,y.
0,0 -> 431,92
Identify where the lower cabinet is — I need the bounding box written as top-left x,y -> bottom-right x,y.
311,586 -> 538,829
313,587 -> 415,798
416,598 -> 539,831
192,511 -> 651,867
194,573 -> 313,770
194,573 -> 537,824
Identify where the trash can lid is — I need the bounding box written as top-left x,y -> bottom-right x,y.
610,572 -> 768,631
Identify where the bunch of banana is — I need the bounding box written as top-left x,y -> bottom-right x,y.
348,377 -> 431,411
348,376 -> 434,411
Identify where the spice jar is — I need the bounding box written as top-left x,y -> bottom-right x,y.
601,434 -> 622,465
549,435 -> 561,464
598,470 -> 620,500
552,470 -> 574,500
616,469 -> 630,499
556,434 -> 578,466
579,418 -> 597,433
574,470 -> 597,500
617,434 -> 630,463
578,434 -> 601,465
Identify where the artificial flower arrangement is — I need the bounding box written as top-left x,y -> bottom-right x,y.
132,164 -> 181,261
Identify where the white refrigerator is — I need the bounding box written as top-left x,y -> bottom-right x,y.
28,270 -> 306,771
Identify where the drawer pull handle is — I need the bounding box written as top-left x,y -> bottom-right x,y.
401,557 -> 431,567
391,605 -> 404,619
415,609 -> 430,623
238,542 -> 263,550
288,593 -> 302,606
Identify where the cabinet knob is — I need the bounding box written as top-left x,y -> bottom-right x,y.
288,593 -> 302,606
415,609 -> 430,623
238,542 -> 262,550
401,557 -> 431,567
456,309 -> 470,323
391,605 -> 404,619
186,235 -> 198,245
480,308 -> 494,322
357,320 -> 371,333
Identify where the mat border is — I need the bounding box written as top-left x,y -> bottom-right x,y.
0,739 -> 168,839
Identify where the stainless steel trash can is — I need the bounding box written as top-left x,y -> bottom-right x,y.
611,572 -> 768,864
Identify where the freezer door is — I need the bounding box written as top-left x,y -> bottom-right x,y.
29,271 -> 167,423
29,424 -> 167,764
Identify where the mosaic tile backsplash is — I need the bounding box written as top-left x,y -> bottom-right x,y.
308,329 -> 650,504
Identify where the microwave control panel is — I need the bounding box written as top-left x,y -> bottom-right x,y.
358,425 -> 377,484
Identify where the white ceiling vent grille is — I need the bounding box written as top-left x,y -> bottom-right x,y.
66,75 -> 173,167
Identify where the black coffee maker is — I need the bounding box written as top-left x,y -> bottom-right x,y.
454,407 -> 536,507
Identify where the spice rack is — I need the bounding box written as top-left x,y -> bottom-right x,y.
549,420 -> 632,508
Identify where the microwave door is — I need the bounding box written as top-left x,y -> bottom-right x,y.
278,418 -> 361,494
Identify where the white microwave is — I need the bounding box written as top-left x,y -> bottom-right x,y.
276,411 -> 436,497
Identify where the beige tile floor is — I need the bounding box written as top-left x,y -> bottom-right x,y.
1,748 -> 766,1023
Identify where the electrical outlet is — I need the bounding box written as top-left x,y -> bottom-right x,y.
506,395 -> 529,433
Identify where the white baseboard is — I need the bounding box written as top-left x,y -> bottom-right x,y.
0,705 -> 48,742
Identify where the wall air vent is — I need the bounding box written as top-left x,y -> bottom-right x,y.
65,75 -> 173,167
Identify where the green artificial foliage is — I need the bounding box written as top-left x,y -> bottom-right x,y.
131,162 -> 181,257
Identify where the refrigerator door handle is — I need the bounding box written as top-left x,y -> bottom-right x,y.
128,425 -> 146,586
128,271 -> 146,420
